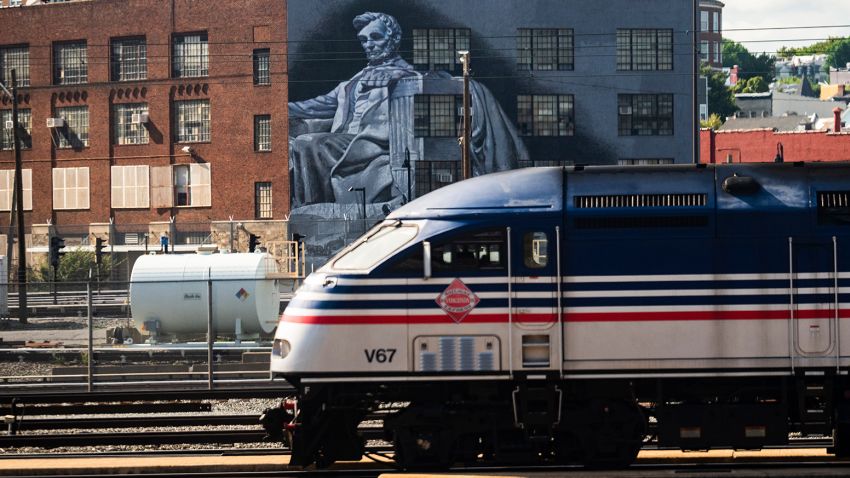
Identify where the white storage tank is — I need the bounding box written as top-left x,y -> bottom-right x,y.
130,252 -> 280,337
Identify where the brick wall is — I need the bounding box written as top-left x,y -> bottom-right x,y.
700,128 -> 850,164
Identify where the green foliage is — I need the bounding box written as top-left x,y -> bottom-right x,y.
778,37 -> 845,58
722,39 -> 775,83
703,66 -> 738,120
737,76 -> 769,94
826,38 -> 850,71
700,113 -> 723,130
30,247 -> 120,283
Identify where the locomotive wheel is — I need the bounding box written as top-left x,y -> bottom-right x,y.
576,399 -> 647,469
392,426 -> 454,470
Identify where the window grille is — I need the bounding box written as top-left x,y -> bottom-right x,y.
415,160 -> 460,196
175,100 -> 210,143
53,41 -> 87,85
616,29 -> 673,71
517,94 -> 574,136
0,109 -> 31,150
56,106 -> 89,149
517,29 -> 573,71
412,28 -> 469,73
111,37 -> 147,81
574,193 -> 707,209
255,182 -> 272,219
618,158 -> 674,165
253,49 -> 270,85
113,103 -> 149,145
618,94 -> 673,136
413,95 -> 462,137
172,33 -> 208,78
0,45 -> 29,87
254,115 -> 271,152
817,191 -> 850,226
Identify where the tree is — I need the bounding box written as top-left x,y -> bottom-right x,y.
722,39 -> 775,84
700,113 -> 723,130
704,67 -> 738,121
826,38 -> 850,71
30,247 -> 120,283
740,76 -> 769,94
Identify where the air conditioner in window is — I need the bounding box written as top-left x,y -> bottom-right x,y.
131,113 -> 149,124
46,118 -> 65,128
618,106 -> 633,115
4,120 -> 13,130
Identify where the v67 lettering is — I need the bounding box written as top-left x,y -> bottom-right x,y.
364,348 -> 396,363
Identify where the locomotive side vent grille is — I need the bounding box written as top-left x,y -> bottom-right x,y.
817,191 -> 850,225
574,193 -> 707,209
414,335 -> 499,372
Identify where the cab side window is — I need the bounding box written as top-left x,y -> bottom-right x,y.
523,231 -> 548,268
432,229 -> 505,272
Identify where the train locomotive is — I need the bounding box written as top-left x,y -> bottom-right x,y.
263,162 -> 850,469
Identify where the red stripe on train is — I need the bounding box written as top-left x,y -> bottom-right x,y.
281,309 -> 849,325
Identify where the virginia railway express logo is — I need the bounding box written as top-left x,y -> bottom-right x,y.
435,278 -> 480,323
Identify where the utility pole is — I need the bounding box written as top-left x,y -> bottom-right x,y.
459,50 -> 471,180
0,70 -> 27,323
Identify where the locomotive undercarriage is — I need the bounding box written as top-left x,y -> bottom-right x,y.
261,372 -> 850,470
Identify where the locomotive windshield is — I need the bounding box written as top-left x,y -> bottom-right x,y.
332,223 -> 418,271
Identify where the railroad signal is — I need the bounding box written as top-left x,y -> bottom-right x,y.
95,237 -> 106,265
249,234 -> 261,253
49,236 -> 65,267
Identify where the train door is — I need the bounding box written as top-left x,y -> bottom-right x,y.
510,226 -> 561,370
789,237 -> 837,357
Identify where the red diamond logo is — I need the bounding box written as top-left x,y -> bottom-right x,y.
435,278 -> 480,323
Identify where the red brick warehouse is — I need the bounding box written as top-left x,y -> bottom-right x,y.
0,0 -> 289,273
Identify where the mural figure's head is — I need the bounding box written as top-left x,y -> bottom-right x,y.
353,12 -> 402,65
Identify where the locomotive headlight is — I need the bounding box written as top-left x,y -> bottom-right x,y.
273,339 -> 291,359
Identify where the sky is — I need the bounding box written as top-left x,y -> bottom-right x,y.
722,0 -> 850,55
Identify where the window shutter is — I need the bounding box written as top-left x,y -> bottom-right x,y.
151,165 -> 173,208
137,165 -> 150,208
0,171 -> 11,211
22,169 -> 32,211
190,163 -> 211,207
53,168 -> 65,210
111,166 -> 125,209
77,167 -> 90,209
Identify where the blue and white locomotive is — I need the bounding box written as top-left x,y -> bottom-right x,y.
264,163 -> 850,469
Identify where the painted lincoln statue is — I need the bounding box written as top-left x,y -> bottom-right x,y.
289,12 -> 526,209
289,12 -> 417,208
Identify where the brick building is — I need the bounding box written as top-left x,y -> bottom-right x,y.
698,0 -> 724,68
0,0 -> 289,277
700,127 -> 850,164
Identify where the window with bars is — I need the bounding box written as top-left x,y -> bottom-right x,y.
56,105 -> 89,148
255,182 -> 272,219
414,95 -> 462,137
53,41 -> 87,85
253,49 -> 270,85
1,108 -> 31,150
618,94 -> 673,136
254,115 -> 271,152
174,100 -> 210,143
113,103 -> 149,145
517,94 -> 574,136
172,33 -> 208,78
517,29 -> 573,71
0,169 -> 32,211
52,167 -> 90,210
111,37 -> 147,81
616,29 -> 673,71
111,165 -> 149,209
0,45 -> 29,87
412,28 -> 470,73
